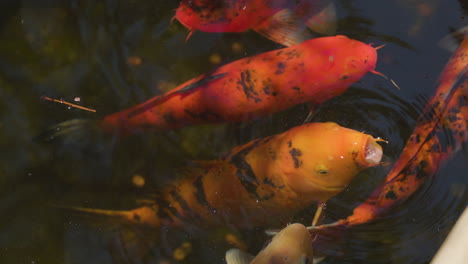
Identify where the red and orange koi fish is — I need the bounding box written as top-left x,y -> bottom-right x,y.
63,122 -> 383,230
42,35 -> 378,140
310,31 -> 468,230
175,0 -> 337,46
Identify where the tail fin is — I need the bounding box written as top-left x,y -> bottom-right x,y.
35,119 -> 103,145
55,204 -> 160,228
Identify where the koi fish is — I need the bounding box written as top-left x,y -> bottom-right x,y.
225,223 -> 313,264
309,30 -> 468,230
41,35 -> 378,140
62,122 -> 383,230
175,0 -> 337,46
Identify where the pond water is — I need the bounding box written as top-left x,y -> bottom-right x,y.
0,0 -> 466,263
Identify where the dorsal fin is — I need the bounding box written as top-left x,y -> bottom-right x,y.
127,72 -> 227,118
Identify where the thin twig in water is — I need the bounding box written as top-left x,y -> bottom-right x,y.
41,96 -> 96,112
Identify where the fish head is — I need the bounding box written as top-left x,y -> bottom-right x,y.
226,223 -> 313,264
279,122 -> 383,202
334,35 -> 378,76
253,223 -> 313,264
301,35 -> 378,102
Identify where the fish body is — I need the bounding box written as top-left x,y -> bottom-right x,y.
225,223 -> 313,264
175,0 -> 337,46
68,122 -> 383,229
99,36 -> 377,136
313,31 -> 468,229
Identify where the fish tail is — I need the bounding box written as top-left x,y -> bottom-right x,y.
55,204 -> 161,228
35,118 -> 100,143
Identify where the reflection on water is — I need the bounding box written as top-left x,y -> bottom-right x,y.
0,0 -> 466,263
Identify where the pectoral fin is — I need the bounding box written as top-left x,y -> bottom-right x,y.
225,248 -> 255,264
253,9 -> 314,47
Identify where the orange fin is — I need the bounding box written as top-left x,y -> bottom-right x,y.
253,9 -> 314,47
304,1 -> 337,35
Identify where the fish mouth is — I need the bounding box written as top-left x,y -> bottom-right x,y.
358,137 -> 383,167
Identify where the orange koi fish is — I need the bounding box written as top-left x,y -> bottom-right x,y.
175,0 -> 337,46
310,31 -> 468,230
42,36 -> 378,140
226,223 -> 313,264
63,122 -> 383,230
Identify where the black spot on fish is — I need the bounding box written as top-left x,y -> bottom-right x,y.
194,176 -> 217,213
276,50 -> 284,56
385,190 -> 397,200
287,140 -> 292,148
284,49 -> 301,60
238,70 -> 261,103
289,148 -> 303,168
293,86 -> 300,92
184,109 -> 198,119
184,109 -> 222,122
163,112 -> 176,124
416,160 -> 430,179
275,62 -> 286,75
230,139 -> 262,199
262,79 -> 273,96
199,111 -> 222,121
340,75 -> 349,80
267,147 -> 277,160
170,189 -> 200,220
263,177 -> 284,189
133,213 -> 141,222
459,94 -> 468,106
430,143 -> 441,153
229,136 -> 275,201
447,113 -> 459,122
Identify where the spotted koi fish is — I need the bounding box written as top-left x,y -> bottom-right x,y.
175,0 -> 337,46
41,35 -> 378,140
63,122 -> 383,230
310,31 -> 468,230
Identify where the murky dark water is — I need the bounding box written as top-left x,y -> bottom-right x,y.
0,0 -> 467,263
